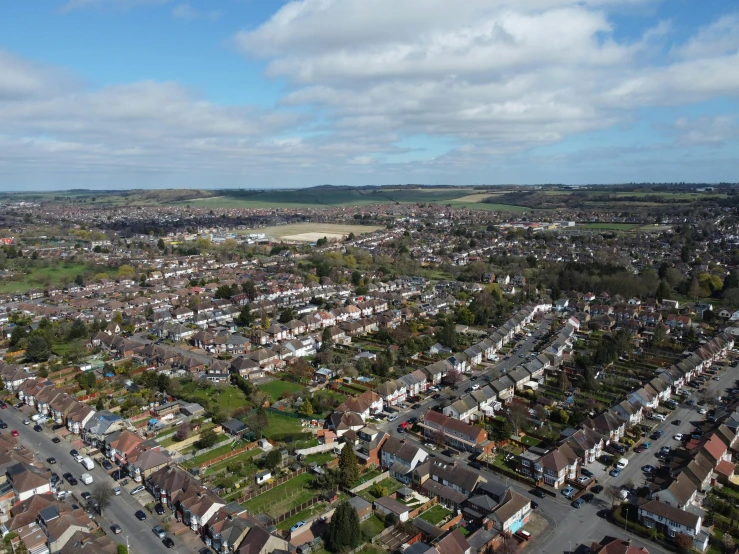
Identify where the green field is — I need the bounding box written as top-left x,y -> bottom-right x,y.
448,201 -> 531,212
0,263 -> 91,294
575,223 -> 641,230
203,448 -> 261,476
183,438 -> 242,468
242,472 -> 315,516
259,380 -> 305,401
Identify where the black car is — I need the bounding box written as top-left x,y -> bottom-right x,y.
530,501 -> 538,509
47,457 -> 56,464
135,510 -> 147,521
672,419 -> 681,425
580,468 -> 593,478
51,437 -> 61,443
531,489 -> 546,498
411,403 -> 421,410
591,485 -> 604,494
582,493 -> 595,502
50,473 -> 59,484
111,469 -> 124,480
470,376 -> 478,381
68,477 -> 78,486
199,548 -> 214,554
469,461 -> 482,470
70,449 -> 79,458
0,422 -> 7,429
102,460 -> 113,470
33,424 -> 42,432
432,394 -> 441,400
155,503 -> 166,515
441,449 -> 457,457
81,491 -> 92,501
163,537 -> 175,548
408,417 -> 418,424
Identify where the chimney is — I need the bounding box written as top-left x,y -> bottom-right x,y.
483,518 -> 493,531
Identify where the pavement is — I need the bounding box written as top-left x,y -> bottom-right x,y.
0,405 -> 197,554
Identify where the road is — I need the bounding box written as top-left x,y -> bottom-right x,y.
540,358 -> 737,554
0,405 -> 188,554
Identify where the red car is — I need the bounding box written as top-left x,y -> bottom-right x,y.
634,444 -> 646,453
399,421 -> 410,429
0,403 -> 7,409
10,430 -> 19,437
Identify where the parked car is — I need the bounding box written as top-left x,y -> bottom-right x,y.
289,521 -> 306,533
674,434 -> 683,441
576,476 -> 590,485
531,489 -> 546,498
515,530 -> 532,541
51,437 -> 61,443
155,503 -> 166,515
609,468 -> 622,477
642,465 -> 655,473
591,485 -> 604,494
130,485 -> 145,495
163,537 -> 175,548
111,524 -> 122,534
582,493 -> 595,502
387,414 -> 398,422
102,460 -> 113,470
135,510 -> 147,521
572,499 -> 584,509
634,444 -> 646,453
562,487 -> 576,498
10,430 -> 19,437
153,525 -> 167,539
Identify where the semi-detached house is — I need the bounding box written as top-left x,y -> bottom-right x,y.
638,499 -> 709,552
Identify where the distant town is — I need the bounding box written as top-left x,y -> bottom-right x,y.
1,184 -> 739,554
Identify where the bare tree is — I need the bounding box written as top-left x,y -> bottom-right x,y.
495,535 -> 520,554
606,485 -> 622,507
507,403 -> 529,438
91,483 -> 113,515
431,427 -> 447,449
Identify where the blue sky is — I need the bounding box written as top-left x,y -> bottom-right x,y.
0,0 -> 737,190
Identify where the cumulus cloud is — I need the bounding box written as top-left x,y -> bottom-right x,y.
3,1 -> 739,187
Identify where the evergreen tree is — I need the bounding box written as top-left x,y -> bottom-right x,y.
25,335 -> 51,362
338,444 -> 359,488
326,501 -> 361,551
299,399 -> 314,416
237,305 -> 254,327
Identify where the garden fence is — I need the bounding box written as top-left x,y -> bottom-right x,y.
234,467 -> 307,504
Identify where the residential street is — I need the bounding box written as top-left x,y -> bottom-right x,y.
1,406 -> 188,554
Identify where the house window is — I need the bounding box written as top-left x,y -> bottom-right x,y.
644,520 -> 655,529
667,528 -> 676,537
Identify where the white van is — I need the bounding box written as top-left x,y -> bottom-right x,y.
616,458 -> 629,469
80,473 -> 93,485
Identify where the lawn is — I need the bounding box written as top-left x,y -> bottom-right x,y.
419,505 -> 452,525
259,380 -> 305,401
350,469 -> 382,489
519,435 -> 541,447
203,448 -> 262,476
180,382 -> 248,414
242,472 -> 315,517
304,452 -> 335,466
262,412 -> 307,442
360,515 -> 386,540
182,438 -> 243,469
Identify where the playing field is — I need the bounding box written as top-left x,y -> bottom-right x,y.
452,193 -> 501,203
239,223 -> 383,241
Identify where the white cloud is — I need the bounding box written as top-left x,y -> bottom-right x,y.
673,115 -> 738,146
